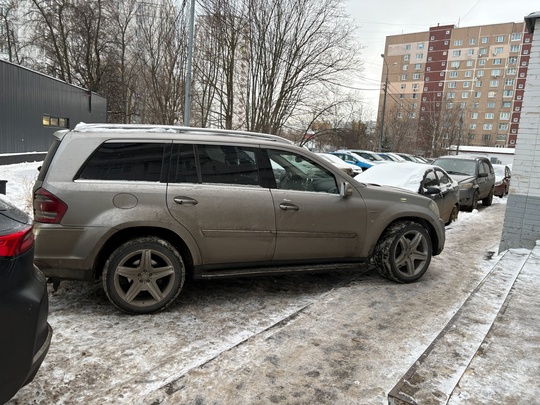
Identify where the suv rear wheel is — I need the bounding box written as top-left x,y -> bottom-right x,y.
482,188 -> 494,207
373,221 -> 432,283
103,237 -> 185,314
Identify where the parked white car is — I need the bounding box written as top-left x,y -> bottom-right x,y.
317,153 -> 362,177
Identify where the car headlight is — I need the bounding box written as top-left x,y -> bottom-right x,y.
428,200 -> 440,217
460,182 -> 474,190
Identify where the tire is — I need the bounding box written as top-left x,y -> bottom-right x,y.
103,237 -> 185,314
373,221 -> 432,283
482,188 -> 494,207
446,204 -> 459,226
465,191 -> 479,212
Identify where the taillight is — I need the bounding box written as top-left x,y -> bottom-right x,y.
33,188 -> 68,223
0,225 -> 34,257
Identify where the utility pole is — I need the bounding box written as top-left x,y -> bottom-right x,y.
379,54 -> 394,152
183,0 -> 196,126
456,110 -> 464,155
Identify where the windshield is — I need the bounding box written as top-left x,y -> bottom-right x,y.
433,158 -> 476,176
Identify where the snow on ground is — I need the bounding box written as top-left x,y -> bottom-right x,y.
2,160 -> 519,405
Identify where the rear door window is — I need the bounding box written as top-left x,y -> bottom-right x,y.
78,142 -> 168,181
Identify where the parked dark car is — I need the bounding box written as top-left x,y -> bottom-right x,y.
0,197 -> 52,404
431,155 -> 495,212
355,162 -> 460,225
493,164 -> 511,198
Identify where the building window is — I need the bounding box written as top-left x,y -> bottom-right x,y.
479,48 -> 488,55
483,124 -> 493,130
415,63 -> 421,70
412,84 -> 419,91
489,80 -> 499,87
462,92 -> 469,98
500,112 -> 510,120
463,81 -> 470,88
450,71 -> 458,78
481,37 -> 488,44
417,43 -> 424,49
510,45 -> 520,52
399,94 -> 405,99
476,81 -> 482,87
405,44 -> 411,50
453,50 -> 461,56
441,61 -> 446,66
487,102 -> 496,108
502,101 -> 512,108
465,71 -> 472,77
507,68 -> 517,75
474,92 -> 481,98
416,54 -> 423,60
492,69 -> 501,77
403,64 -> 408,70
454,39 -> 463,46
494,47 -> 504,55
470,123 -> 476,129
470,38 -> 476,45
447,92 -> 456,99
485,113 -> 494,119
43,114 -> 69,128
488,91 -> 496,98
451,61 -> 460,68
441,72 -> 446,77
496,35 -> 505,43
478,59 -> 486,66
503,90 -> 514,97
511,33 -> 522,41
524,49 -> 529,55
448,82 -> 457,88
496,134 -> 507,141
397,112 -> 403,118
401,84 -> 406,90
411,93 -> 418,99
404,54 -> 410,61
472,112 -> 478,119
401,74 -> 407,80
505,79 -> 515,86
466,60 -> 473,66
499,123 -> 509,130
467,49 -> 475,56
513,117 -> 519,123
493,58 -> 502,65
508,56 -> 518,64
413,73 -> 421,79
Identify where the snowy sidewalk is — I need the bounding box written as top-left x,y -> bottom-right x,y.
388,242 -> 540,405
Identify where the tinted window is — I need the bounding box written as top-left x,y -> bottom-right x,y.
170,144 -> 198,183
198,145 -> 259,186
37,138 -> 62,181
78,142 -> 166,181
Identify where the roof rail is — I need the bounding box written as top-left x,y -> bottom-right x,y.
72,123 -> 293,144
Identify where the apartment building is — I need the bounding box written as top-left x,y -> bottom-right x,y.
379,21 -> 533,154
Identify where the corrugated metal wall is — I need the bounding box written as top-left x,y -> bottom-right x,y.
0,60 -> 107,154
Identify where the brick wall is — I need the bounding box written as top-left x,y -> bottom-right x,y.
500,15 -> 540,252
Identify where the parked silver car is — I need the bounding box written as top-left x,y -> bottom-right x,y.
33,124 -> 445,314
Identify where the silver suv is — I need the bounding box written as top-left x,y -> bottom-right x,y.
33,124 -> 445,314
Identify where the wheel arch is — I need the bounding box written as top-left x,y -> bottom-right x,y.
372,216 -> 442,258
92,227 -> 195,281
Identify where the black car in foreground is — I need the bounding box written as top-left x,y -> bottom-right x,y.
0,196 -> 52,404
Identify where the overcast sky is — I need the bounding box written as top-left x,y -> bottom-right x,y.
345,0 -> 540,118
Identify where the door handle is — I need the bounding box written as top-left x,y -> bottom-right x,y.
173,196 -> 198,206
279,202 -> 299,211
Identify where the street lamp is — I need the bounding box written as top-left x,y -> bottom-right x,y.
379,54 -> 395,152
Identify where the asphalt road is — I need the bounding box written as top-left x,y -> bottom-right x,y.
8,200 -> 506,405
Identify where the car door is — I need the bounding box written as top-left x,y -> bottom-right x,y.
477,161 -> 491,198
266,148 -> 367,262
435,168 -> 458,220
166,143 -> 276,265
421,169 -> 446,219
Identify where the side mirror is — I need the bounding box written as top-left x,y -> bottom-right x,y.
340,182 -> 353,198
424,186 -> 441,195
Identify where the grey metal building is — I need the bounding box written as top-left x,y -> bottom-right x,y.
0,59 -> 106,158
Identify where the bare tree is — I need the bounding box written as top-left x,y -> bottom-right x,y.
0,0 -> 26,64
244,0 -> 360,134
134,0 -> 188,124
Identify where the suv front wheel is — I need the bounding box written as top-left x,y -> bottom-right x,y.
103,237 -> 185,314
373,221 -> 432,283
